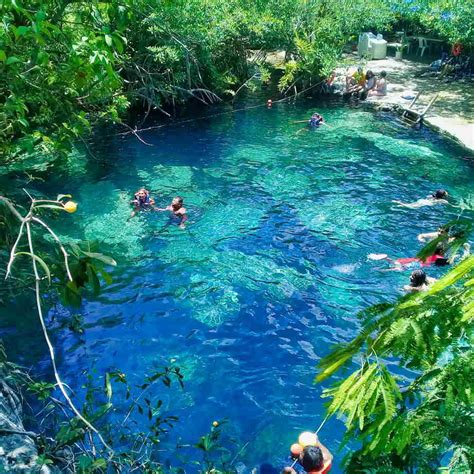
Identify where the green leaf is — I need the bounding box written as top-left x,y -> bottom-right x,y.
6,56 -> 21,65
14,252 -> 51,284
92,458 -> 107,469
105,34 -> 113,47
62,281 -> 82,307
81,251 -> 117,266
56,194 -> 72,201
0,50 -> 6,62
15,25 -> 30,38
99,269 -> 113,285
86,264 -> 100,296
105,372 -> 112,400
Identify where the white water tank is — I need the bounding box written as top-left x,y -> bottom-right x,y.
370,38 -> 387,59
358,32 -> 375,57
358,33 -> 387,59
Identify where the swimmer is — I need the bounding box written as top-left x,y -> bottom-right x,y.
130,188 -> 155,218
392,189 -> 449,209
368,243 -> 449,270
403,269 -> 437,292
283,438 -> 333,474
309,113 -> 324,127
155,196 -> 188,229
417,226 -> 448,243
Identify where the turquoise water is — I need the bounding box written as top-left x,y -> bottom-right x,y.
1,98 -> 473,471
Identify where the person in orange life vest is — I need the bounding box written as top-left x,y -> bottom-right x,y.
282,439 -> 333,474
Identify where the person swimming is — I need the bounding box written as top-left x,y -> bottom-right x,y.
155,196 -> 188,229
403,269 -> 437,292
309,113 -> 324,127
130,188 -> 155,218
368,243 -> 450,270
417,225 -> 449,243
393,189 -> 449,209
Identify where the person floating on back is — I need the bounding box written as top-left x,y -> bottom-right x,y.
130,188 -> 155,218
392,189 -> 449,209
156,196 -> 188,229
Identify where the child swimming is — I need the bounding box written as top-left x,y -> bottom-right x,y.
130,188 -> 155,218
155,196 -> 188,229
393,189 -> 449,209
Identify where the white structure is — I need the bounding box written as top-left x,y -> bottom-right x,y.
358,33 -> 387,59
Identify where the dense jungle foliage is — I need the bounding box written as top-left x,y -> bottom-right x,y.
1,0 -> 473,472
2,0 -> 472,167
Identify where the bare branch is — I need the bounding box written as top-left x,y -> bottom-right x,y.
25,221 -> 113,454
31,217 -> 73,281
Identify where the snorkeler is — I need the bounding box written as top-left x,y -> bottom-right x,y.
403,269 -> 436,292
392,189 -> 449,209
155,196 -> 188,229
130,188 -> 155,218
283,435 -> 333,474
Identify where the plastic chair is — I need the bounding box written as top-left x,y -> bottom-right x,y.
417,37 -> 428,57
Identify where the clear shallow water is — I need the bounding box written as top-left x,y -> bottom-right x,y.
1,98 -> 474,472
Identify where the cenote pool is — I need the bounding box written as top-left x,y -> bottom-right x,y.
1,97 -> 473,472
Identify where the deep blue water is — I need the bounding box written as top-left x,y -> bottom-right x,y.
1,97 -> 473,472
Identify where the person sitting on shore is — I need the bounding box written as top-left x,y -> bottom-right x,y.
283,438 -> 333,474
322,70 -> 336,94
392,189 -> 449,209
368,71 -> 388,97
359,70 -> 377,100
345,66 -> 365,95
130,188 -> 155,218
155,196 -> 188,229
404,269 -> 436,292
